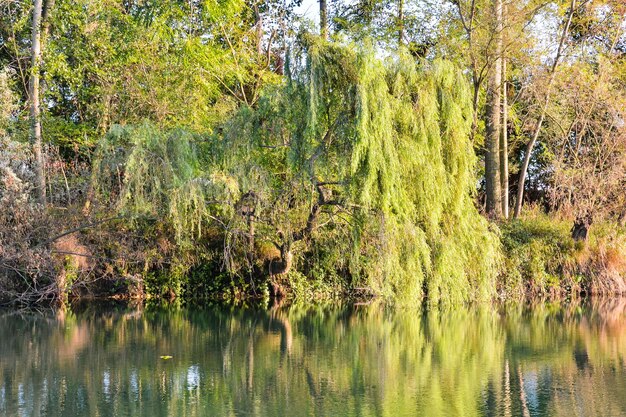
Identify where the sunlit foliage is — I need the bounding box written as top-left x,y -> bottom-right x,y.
93,40 -> 500,304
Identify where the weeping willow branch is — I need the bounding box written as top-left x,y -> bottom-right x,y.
88,41 -> 501,304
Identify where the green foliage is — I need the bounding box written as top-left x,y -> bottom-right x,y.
143,271 -> 182,300
500,213 -> 577,297
286,270 -> 343,302
89,41 -> 500,305
498,206 -> 623,298
220,41 -> 500,305
92,122 -> 238,247
501,210 -> 626,298
1,0 -> 278,141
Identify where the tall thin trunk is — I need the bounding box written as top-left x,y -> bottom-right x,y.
30,0 -> 46,204
471,79 -> 480,142
254,3 -> 263,56
500,6 -> 509,219
514,0 -> 576,218
41,0 -> 55,38
485,0 -> 503,217
247,212 -> 255,270
319,0 -> 328,40
501,75 -> 509,218
398,0 -> 404,46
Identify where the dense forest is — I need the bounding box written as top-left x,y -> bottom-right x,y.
0,0 -> 625,305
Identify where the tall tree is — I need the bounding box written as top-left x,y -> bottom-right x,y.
500,2 -> 508,219
484,0 -> 503,217
500,58 -> 509,218
29,0 -> 45,204
333,0 -> 437,50
41,0 -> 55,38
253,1 -> 264,55
547,60 -> 626,240
320,0 -> 328,39
513,0 -> 576,218
451,0 -> 489,142
398,0 -> 404,45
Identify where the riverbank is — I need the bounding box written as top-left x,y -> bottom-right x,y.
3,38 -> 626,308
499,209 -> 626,299
2,206 -> 625,307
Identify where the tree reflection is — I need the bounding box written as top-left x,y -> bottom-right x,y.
0,298 -> 624,416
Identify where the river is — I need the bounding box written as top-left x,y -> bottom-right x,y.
1,299 -> 625,416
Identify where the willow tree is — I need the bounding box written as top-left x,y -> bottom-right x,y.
91,39 -> 499,304
220,40 -> 500,304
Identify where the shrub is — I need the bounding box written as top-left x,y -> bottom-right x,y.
500,208 -> 626,297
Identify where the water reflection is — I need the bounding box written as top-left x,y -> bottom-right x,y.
0,298 -> 624,417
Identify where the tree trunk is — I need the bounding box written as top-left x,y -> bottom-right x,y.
270,183 -> 333,277
41,0 -> 55,38
398,0 -> 404,46
470,79 -> 480,142
500,56 -> 509,218
247,213 -> 255,267
30,0 -> 46,205
319,0 -> 328,40
254,3 -> 263,56
269,243 -> 293,276
513,112 -> 543,218
485,0 -> 503,218
572,216 -> 592,242
514,0 -> 576,218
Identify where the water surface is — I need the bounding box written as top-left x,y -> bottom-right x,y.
1,299 -> 625,416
